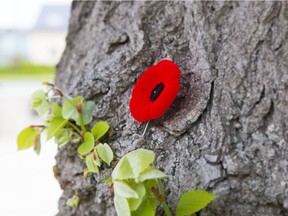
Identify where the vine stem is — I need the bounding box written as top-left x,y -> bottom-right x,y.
157,179 -> 172,216
78,112 -> 87,132
67,122 -> 82,135
161,201 -> 172,216
48,96 -> 61,99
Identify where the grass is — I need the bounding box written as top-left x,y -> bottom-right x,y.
0,62 -> 55,80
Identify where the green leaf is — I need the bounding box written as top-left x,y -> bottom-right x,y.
62,96 -> 95,126
53,166 -> 60,176
55,129 -> 70,147
128,182 -> 146,211
66,194 -> 80,208
57,135 -> 70,147
77,132 -> 94,155
83,167 -> 89,178
81,100 -> 95,125
114,181 -> 139,198
62,96 -> 83,122
32,89 -> 45,101
91,121 -> 109,140
144,179 -> 158,191
131,196 -> 157,216
85,153 -> 99,173
46,117 -> 69,140
17,127 -> 39,150
112,149 -> 155,181
96,143 -> 113,166
31,89 -> 49,116
51,102 -> 62,116
136,167 -> 167,183
112,157 -> 133,179
103,177 -> 113,183
114,193 -> 131,216
176,190 -> 217,216
131,180 -> 158,216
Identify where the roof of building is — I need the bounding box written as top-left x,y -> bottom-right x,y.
33,5 -> 71,31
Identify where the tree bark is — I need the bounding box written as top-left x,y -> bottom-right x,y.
55,1 -> 288,216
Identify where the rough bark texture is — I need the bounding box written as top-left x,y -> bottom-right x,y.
55,1 -> 288,216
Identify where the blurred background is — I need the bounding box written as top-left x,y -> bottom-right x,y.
0,0 -> 71,215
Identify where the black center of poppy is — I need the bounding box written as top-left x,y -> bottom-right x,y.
150,82 -> 164,101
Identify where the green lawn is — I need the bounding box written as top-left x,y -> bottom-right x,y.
0,62 -> 55,80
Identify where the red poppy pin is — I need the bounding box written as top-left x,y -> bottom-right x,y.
129,59 -> 180,122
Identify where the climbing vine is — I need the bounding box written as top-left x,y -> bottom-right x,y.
17,82 -> 113,176
17,82 -> 216,216
107,148 -> 216,216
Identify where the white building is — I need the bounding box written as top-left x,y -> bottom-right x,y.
0,5 -> 70,66
0,30 -> 27,65
27,5 -> 70,65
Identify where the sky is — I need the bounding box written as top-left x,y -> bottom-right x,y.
0,0 -> 72,30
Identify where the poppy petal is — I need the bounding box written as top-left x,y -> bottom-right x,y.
131,65 -> 161,100
149,80 -> 180,119
155,60 -> 180,83
129,97 -> 151,122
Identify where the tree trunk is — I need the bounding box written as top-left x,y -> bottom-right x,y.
55,1 -> 288,216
